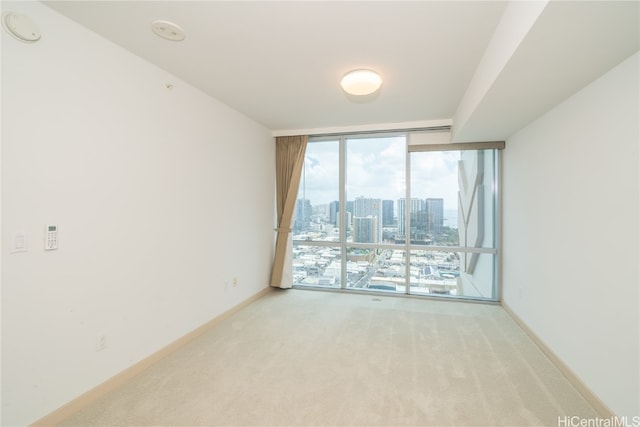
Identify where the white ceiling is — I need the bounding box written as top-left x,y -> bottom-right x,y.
44,1 -> 639,139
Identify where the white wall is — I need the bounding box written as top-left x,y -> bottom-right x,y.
1,2 -> 275,425
453,0 -> 547,142
503,52 -> 639,418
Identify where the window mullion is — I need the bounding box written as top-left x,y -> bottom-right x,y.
339,136 -> 347,289
405,135 -> 411,295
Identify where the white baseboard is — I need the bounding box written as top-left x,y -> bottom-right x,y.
501,301 -> 615,419
31,287 -> 273,427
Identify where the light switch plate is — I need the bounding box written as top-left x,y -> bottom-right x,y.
10,232 -> 28,253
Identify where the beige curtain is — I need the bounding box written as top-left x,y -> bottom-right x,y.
270,135 -> 308,288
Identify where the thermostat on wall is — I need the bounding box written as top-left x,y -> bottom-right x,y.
2,11 -> 41,43
44,224 -> 58,251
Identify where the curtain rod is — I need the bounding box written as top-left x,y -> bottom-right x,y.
307,125 -> 452,139
408,140 -> 505,152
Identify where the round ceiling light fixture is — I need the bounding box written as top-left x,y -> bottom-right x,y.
340,69 -> 383,96
151,20 -> 185,41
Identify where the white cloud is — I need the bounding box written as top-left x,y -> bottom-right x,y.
299,140 -> 339,204
299,136 -> 461,211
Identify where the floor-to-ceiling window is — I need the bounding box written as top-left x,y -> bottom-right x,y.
344,135 -> 406,292
293,131 -> 501,301
292,139 -> 342,287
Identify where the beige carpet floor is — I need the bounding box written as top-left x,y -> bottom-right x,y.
58,289 -> 598,426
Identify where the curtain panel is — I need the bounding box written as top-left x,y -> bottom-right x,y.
270,135 -> 308,288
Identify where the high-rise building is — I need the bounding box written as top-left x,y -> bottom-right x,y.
353,216 -> 378,243
294,198 -> 312,232
329,201 -> 339,225
426,198 -> 444,235
346,200 -> 355,221
314,203 -> 330,221
397,198 -> 422,236
354,197 -> 382,241
354,197 -> 382,217
338,211 -> 352,231
382,200 -> 394,226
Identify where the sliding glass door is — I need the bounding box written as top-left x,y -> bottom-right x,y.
292,132 -> 500,301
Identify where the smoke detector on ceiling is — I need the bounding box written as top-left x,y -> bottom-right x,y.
2,11 -> 41,43
151,20 -> 185,42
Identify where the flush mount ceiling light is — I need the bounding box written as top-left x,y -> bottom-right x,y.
340,69 -> 383,96
151,20 -> 185,41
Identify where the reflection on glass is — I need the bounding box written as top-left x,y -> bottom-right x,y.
456,252 -> 495,299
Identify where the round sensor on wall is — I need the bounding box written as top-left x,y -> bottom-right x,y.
2,12 -> 41,43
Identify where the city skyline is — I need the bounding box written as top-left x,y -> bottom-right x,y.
295,197 -> 454,231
